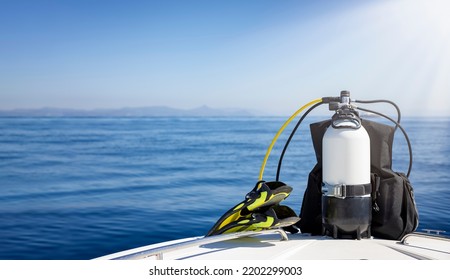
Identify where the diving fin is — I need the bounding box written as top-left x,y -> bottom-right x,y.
206,181 -> 292,236
271,204 -> 301,234
209,205 -> 300,236
246,181 -> 293,211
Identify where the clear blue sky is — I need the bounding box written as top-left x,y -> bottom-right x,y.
1,0 -> 449,116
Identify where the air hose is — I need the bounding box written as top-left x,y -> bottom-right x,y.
275,101 -> 325,181
257,98 -> 322,187
356,106 -> 413,177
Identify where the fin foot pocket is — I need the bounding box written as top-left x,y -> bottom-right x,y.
206,181 -> 296,236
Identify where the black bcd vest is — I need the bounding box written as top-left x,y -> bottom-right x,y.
297,119 -> 419,240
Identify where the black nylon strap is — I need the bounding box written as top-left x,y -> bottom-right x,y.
323,182 -> 372,198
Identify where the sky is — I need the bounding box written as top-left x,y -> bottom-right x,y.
1,0 -> 449,116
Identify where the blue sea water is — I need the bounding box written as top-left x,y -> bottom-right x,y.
0,116 -> 449,260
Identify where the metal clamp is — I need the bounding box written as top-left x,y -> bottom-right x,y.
323,183 -> 346,198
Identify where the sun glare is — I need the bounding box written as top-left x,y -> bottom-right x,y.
371,0 -> 450,116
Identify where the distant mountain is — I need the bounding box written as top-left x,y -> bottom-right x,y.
0,105 -> 259,117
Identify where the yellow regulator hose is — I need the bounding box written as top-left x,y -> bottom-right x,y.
257,98 -> 323,187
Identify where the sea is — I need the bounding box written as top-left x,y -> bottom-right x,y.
0,116 -> 449,260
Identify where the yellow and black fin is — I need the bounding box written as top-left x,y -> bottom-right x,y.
206,181 -> 292,236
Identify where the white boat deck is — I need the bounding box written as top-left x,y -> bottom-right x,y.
96,230 -> 450,260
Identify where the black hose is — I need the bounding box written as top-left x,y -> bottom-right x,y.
275,102 -> 324,181
357,106 -> 413,177
355,99 -> 401,128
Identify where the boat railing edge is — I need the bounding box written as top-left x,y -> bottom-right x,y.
400,232 -> 450,245
110,229 -> 289,260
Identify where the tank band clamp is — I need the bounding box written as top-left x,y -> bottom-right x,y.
322,183 -> 371,198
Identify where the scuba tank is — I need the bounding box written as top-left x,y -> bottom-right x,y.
321,91 -> 372,239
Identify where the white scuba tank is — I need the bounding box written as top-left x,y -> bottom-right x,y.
321,102 -> 373,239
322,124 -> 371,187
